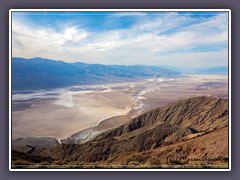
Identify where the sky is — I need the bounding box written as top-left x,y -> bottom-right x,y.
12,11 -> 229,68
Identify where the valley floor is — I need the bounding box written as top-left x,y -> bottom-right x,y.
12,74 -> 228,142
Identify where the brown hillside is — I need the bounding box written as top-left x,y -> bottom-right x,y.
108,126 -> 228,168
23,96 -> 228,165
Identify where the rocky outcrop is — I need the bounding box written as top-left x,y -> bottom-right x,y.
24,96 -> 228,164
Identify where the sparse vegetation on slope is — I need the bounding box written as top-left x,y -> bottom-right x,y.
12,96 -> 228,169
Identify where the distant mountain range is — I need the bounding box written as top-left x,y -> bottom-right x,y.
12,57 -> 228,92
193,66 -> 228,74
12,57 -> 180,91
162,66 -> 228,75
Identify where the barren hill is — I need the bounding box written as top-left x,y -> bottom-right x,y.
12,96 -> 229,168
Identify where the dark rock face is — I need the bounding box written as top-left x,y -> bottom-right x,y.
28,96 -> 228,163
12,150 -> 53,163
12,137 -> 59,148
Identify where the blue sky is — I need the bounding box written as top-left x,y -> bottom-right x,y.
12,11 -> 229,68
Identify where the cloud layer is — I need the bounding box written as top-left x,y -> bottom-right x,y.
12,11 -> 229,68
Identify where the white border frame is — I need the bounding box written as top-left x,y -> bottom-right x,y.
9,9 -> 231,172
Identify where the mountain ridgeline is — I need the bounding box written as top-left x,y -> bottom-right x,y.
12,96 -> 229,168
12,57 -> 180,91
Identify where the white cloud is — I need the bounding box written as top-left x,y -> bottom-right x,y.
12,12 -> 228,68
109,12 -> 147,17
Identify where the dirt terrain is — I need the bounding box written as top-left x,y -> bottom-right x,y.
109,127 -> 228,168
12,96 -> 229,169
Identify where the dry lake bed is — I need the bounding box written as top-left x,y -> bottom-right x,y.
12,74 -> 228,142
